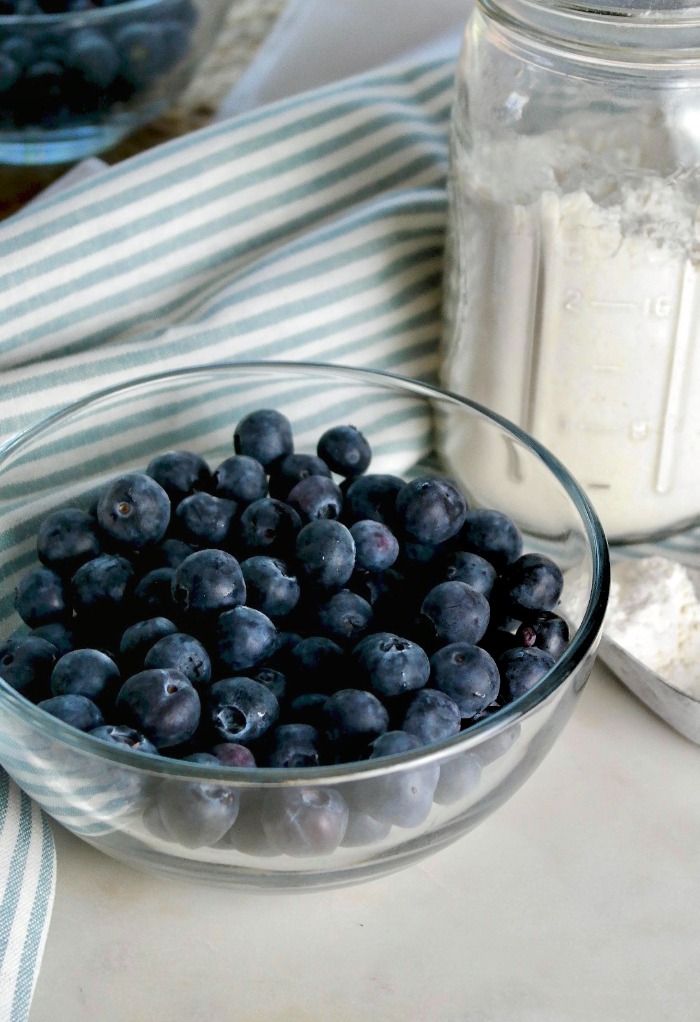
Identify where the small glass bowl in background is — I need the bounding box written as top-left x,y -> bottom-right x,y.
0,362 -> 609,889
0,0 -> 230,164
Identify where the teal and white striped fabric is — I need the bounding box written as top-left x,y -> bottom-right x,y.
0,55 -> 456,1021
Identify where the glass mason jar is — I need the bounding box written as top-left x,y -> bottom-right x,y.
442,1 -> 700,543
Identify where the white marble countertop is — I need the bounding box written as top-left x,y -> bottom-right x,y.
28,658 -> 700,1022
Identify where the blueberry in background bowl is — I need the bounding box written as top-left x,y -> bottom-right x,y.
0,362 -> 609,889
0,0 -> 230,165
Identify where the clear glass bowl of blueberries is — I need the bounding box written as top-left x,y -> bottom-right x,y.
0,0 -> 230,164
0,362 -> 609,889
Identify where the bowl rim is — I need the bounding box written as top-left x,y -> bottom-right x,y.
0,359 -> 610,786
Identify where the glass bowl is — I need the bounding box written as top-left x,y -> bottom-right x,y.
0,0 -> 230,165
0,361 -> 609,889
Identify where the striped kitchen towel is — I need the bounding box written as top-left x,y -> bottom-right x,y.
0,54 -> 457,1021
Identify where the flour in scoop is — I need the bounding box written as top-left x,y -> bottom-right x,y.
605,556 -> 700,699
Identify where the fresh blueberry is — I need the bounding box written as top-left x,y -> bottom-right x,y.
394,476 -> 467,545
211,742 -> 256,768
212,455 -> 267,505
420,581 -> 490,646
317,425 -> 371,478
264,723 -> 322,768
237,497 -> 301,557
268,453 -> 331,499
119,617 -> 178,670
66,27 -> 118,88
30,622 -> 78,657
286,691 -> 328,730
0,50 -> 21,92
350,520 -> 399,572
133,567 -> 176,619
50,647 -> 120,702
240,556 -> 300,619
36,508 -> 101,575
37,693 -> 104,732
233,408 -> 293,469
71,553 -> 135,620
457,509 -> 523,570
401,688 -> 462,745
352,632 -> 430,698
340,807 -> 391,847
115,22 -> 166,86
312,589 -> 372,644
286,475 -> 344,523
500,553 -> 565,616
322,688 -> 389,760
516,611 -> 570,659
171,549 -> 246,620
115,668 -> 201,748
206,676 -> 279,744
343,473 -> 405,526
174,492 -> 237,548
430,642 -> 500,717
145,450 -> 212,504
249,665 -> 286,703
145,538 -> 195,570
436,550 -> 497,598
153,776 -> 240,849
216,606 -> 277,673
261,786 -> 349,857
284,636 -> 346,694
14,565 -> 68,628
358,730 -> 439,828
143,632 -> 212,689
89,724 -> 158,756
499,647 -> 556,701
96,472 -> 170,550
434,752 -> 482,805
0,635 -> 58,697
295,519 -> 355,589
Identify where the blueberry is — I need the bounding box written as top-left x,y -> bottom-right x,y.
115,22 -> 166,86
154,777 -> 240,849
249,665 -> 286,703
212,455 -> 267,505
206,676 -> 279,744
500,553 -> 565,616
233,409 -> 293,469
434,752 -> 482,805
0,635 -> 58,697
116,668 -> 201,748
71,553 -> 135,620
96,473 -> 170,550
295,519 -> 355,589
457,509 -> 523,570
352,632 -> 430,698
145,450 -> 212,504
222,795 -> 280,856
343,473 -> 405,526
0,50 -> 20,92
14,565 -> 68,628
37,693 -> 104,732
211,742 -> 256,768
340,808 -> 391,847
174,492 -> 237,548
358,730 -> 439,827
240,556 -> 300,619
261,787 -> 349,857
287,475 -> 344,524
31,622 -> 78,658
284,636 -> 346,694
499,647 -> 556,701
264,723 -> 322,768
286,691 -> 328,729
119,617 -> 178,670
143,632 -> 212,690
420,581 -> 490,646
66,27 -> 118,88
516,611 -> 570,659
317,425 -> 371,478
50,647 -> 120,702
395,476 -> 467,545
36,508 -> 101,576
401,688 -> 462,745
268,453 -> 331,499
171,549 -> 246,620
350,520 -> 399,573
312,589 -> 372,644
237,497 -> 301,557
90,724 -> 158,756
145,538 -> 195,570
133,567 -> 176,619
322,688 -> 389,760
430,643 -> 500,717
216,606 -> 277,673
436,550 -> 497,598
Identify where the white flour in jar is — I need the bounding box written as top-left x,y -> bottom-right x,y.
442,124 -> 700,540
604,556 -> 700,699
